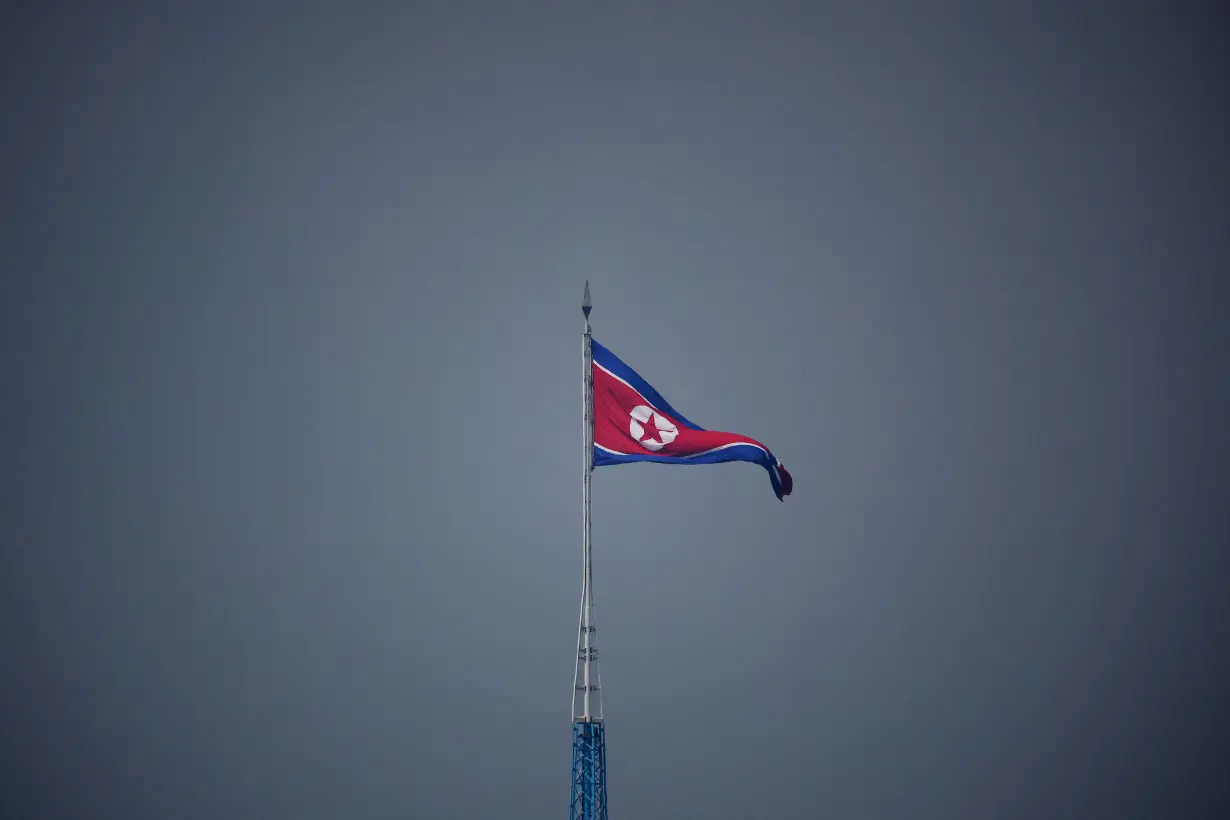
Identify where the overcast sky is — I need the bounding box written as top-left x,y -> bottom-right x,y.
3,2 -> 1228,818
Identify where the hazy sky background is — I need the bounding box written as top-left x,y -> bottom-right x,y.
3,2 -> 1228,818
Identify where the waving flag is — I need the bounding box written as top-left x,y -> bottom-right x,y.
591,339 -> 793,501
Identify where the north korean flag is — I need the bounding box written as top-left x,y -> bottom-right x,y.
591,339 -> 793,501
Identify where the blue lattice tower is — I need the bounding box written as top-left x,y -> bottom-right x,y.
570,281 -> 609,820
570,720 -> 608,820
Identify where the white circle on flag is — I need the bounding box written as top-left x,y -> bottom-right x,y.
629,405 -> 678,451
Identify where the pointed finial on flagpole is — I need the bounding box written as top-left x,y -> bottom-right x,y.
582,280 -> 592,321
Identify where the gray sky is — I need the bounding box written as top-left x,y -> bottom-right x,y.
3,2 -> 1228,818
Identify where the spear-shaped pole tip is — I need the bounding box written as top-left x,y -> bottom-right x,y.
582,281 -> 592,319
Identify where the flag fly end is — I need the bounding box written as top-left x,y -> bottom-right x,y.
774,461 -> 793,501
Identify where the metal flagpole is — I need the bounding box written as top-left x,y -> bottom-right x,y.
582,281 -> 593,720
570,281 -> 608,820
574,280 -> 602,722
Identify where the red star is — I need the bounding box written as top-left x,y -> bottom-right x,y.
637,412 -> 658,444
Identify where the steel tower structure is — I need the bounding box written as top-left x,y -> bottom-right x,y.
570,281 -> 608,820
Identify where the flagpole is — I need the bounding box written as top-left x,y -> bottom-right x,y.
582,282 -> 592,721
574,281 -> 600,723
569,282 -> 608,820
